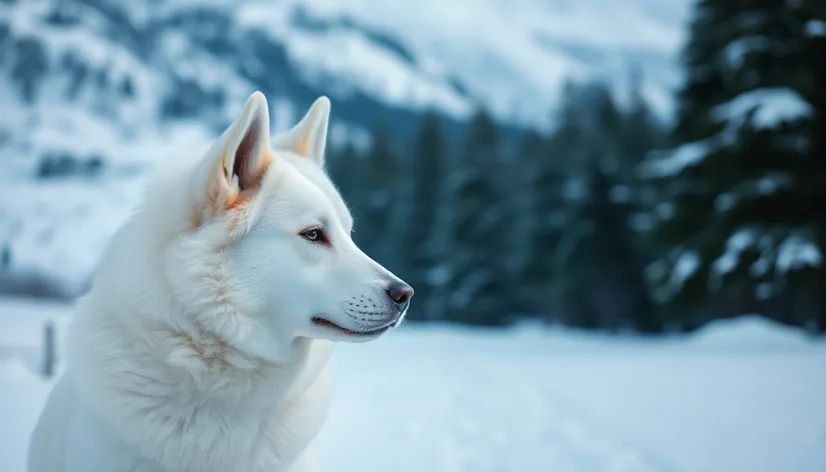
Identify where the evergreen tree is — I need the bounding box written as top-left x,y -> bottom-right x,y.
512,129 -> 553,317
642,0 -> 826,332
354,125 -> 399,268
445,108 -> 511,326
521,80 -> 589,324
326,141 -> 361,212
401,111 -> 449,321
534,82 -> 661,332
563,150 -> 656,332
520,82 -> 582,321
623,66 -> 666,174
620,68 -> 668,332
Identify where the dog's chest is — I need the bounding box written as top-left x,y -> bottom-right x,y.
170,367 -> 333,472
69,377 -> 331,472
66,358 -> 333,472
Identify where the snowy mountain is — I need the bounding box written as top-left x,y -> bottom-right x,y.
0,0 -> 691,177
0,0 -> 692,297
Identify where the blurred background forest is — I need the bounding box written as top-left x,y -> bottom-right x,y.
0,0 -> 824,334
334,1 -> 826,333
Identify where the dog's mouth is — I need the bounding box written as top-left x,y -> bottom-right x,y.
311,317 -> 392,337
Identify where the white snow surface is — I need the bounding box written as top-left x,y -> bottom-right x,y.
712,229 -> 758,279
1,297 -> 826,472
777,233 -> 822,273
668,249 -> 699,292
643,88 -> 814,179
640,139 -> 712,177
711,228 -> 822,283
805,19 -> 826,37
712,88 -> 813,131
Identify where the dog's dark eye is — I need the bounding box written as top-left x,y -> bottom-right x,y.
301,227 -> 328,244
304,229 -> 319,240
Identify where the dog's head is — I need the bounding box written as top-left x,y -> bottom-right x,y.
160,92 -> 412,361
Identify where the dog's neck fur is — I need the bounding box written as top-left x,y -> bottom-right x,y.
65,151 -> 334,472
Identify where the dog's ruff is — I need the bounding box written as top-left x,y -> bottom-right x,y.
27,92 -> 412,472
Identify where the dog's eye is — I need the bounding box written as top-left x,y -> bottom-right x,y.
300,227 -> 329,244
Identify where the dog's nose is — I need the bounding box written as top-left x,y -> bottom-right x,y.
387,282 -> 414,306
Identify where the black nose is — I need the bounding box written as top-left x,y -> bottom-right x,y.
387,282 -> 414,306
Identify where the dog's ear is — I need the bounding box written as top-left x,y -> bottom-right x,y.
273,96 -> 330,167
205,91 -> 272,212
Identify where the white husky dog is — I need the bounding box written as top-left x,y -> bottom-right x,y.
27,91 -> 413,472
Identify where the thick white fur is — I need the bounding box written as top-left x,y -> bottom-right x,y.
27,92 -> 411,472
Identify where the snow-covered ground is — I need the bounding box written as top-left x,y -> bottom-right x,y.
1,297 -> 825,472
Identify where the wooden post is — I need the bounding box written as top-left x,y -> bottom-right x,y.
43,321 -> 55,378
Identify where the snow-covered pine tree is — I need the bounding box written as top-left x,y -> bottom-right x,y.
401,111 -> 450,321
354,125 -> 400,270
515,129 -> 557,318
518,80 -> 581,324
549,83 -> 658,332
326,141 -> 361,215
641,0 -> 825,331
445,109 -> 511,326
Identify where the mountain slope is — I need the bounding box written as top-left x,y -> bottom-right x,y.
0,0 -> 691,297
0,0 -> 690,172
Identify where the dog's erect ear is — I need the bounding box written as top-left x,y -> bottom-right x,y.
206,91 -> 272,211
222,91 -> 272,193
273,96 -> 330,167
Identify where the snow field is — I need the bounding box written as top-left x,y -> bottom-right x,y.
1,298 -> 825,472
